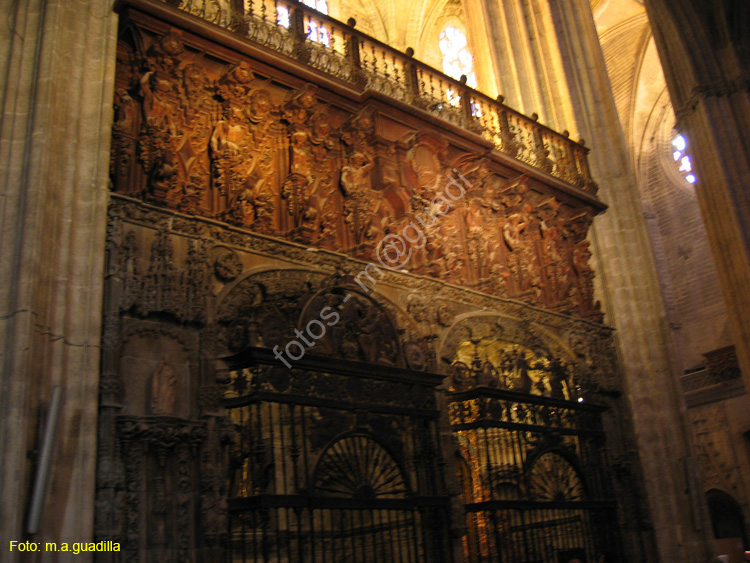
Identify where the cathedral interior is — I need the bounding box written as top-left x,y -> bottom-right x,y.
1,0 -> 749,561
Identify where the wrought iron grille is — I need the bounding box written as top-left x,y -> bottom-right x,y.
449,388 -> 621,563
222,349 -> 453,562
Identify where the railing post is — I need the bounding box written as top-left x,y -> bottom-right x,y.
495,96 -> 520,158
346,18 -> 366,89
559,130 -> 577,184
574,140 -> 598,193
530,113 -> 552,173
229,0 -> 246,33
291,1 -> 310,63
404,47 -> 421,102
458,74 -> 473,125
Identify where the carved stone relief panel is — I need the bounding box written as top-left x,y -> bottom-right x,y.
111,24 -> 604,320
690,404 -> 746,500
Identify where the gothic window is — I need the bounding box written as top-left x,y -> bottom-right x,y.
439,25 -> 477,89
302,0 -> 328,13
672,133 -> 697,184
276,0 -> 330,45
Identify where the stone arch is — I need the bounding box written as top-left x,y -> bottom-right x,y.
438,312 -> 578,367
212,267 -> 433,368
212,267 -> 331,356
298,285 -> 404,366
706,488 -> 748,545
437,312 -> 581,399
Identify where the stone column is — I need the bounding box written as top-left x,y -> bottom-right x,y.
541,0 -> 715,561
481,0 -> 577,129
645,0 -> 750,403
0,0 -> 117,556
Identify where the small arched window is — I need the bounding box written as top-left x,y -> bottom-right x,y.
438,25 -> 477,89
672,133 -> 697,184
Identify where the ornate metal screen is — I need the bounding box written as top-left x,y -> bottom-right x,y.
222,350 -> 454,562
449,387 -> 621,563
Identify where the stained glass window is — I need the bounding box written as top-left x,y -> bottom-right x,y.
672,133 -> 697,184
439,25 -> 477,89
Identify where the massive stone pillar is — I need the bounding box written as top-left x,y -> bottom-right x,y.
538,0 -> 715,560
644,0 -> 750,401
478,0 -> 577,130
0,0 -> 117,555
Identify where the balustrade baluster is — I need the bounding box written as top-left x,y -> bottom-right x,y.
360,39 -> 368,69
439,78 -> 448,105
345,20 -> 366,89
529,115 -> 552,173
560,131 -> 576,183
574,142 -> 597,192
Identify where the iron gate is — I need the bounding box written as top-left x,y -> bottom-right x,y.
449,387 -> 622,563
223,349 -> 453,562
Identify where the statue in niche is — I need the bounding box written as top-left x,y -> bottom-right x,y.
290,130 -> 313,179
281,85 -> 337,238
572,240 -> 597,312
443,244 -> 465,282
180,63 -> 213,123
504,203 -> 542,298
341,150 -> 378,244
211,70 -> 275,228
150,358 -> 178,416
503,206 -> 530,251
139,66 -> 180,198
212,65 -> 253,208
547,358 -> 569,400
111,89 -> 139,182
340,151 -> 374,196
510,348 -> 533,394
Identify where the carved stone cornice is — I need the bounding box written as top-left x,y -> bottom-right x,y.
674,74 -> 750,122
117,415 -> 207,449
109,195 -> 614,341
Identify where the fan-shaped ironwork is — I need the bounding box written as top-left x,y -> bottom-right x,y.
526,452 -> 584,502
313,435 -> 410,498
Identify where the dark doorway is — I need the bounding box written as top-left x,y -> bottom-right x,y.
706,488 -> 747,547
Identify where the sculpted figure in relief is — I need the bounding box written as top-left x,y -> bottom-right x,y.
150,358 -> 177,415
